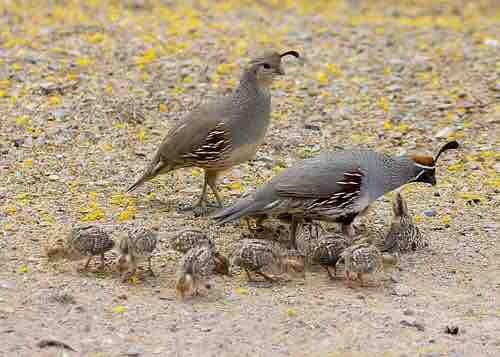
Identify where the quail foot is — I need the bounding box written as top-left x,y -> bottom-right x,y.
45,224 -> 115,272
117,226 -> 158,282
127,50 -> 300,215
214,141 -> 459,247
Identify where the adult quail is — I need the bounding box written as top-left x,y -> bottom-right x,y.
383,192 -> 425,254
214,141 -> 459,247
176,244 -> 227,299
127,50 -> 300,214
45,224 -> 115,271
117,226 -> 158,281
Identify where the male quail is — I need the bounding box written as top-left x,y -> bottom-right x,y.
127,50 -> 300,214
45,224 -> 115,271
214,141 -> 459,247
117,226 -> 158,281
383,192 -> 425,254
176,244 -> 227,299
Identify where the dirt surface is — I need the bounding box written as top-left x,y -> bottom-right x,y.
1,1 -> 499,356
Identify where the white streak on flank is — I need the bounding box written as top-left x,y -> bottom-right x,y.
414,163 -> 435,169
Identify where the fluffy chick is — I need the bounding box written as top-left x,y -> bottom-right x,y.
171,228 -> 214,253
310,233 -> 350,280
176,244 -> 226,299
340,237 -> 383,287
117,226 -> 158,282
45,224 -> 114,271
383,192 -> 426,254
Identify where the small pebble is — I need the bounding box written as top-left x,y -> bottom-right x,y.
423,209 -> 437,217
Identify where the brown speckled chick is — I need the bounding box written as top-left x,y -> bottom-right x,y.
383,192 -> 426,254
176,244 -> 228,299
171,228 -> 214,253
311,233 -> 350,280
230,239 -> 303,282
340,237 -> 397,287
46,224 -> 115,271
117,226 -> 158,282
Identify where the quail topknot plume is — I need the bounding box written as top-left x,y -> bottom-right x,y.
383,192 -> 425,254
213,141 -> 459,247
127,50 -> 300,214
117,226 -> 158,282
45,224 -> 115,271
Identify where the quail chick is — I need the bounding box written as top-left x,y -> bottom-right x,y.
45,224 -> 114,271
117,226 -> 158,282
383,192 -> 425,254
340,237 -> 396,287
295,221 -> 325,258
171,228 -> 214,253
127,50 -> 300,215
311,233 -> 350,280
230,239 -> 280,282
176,244 -> 223,299
214,141 -> 459,246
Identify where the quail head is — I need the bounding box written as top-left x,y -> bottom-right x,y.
45,224 -> 115,271
383,192 -> 425,254
176,244 -> 222,299
127,50 -> 300,215
214,141 -> 459,247
117,226 -> 158,282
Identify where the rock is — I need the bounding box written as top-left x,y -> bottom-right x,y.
52,108 -> 67,121
48,174 -> 59,181
422,209 -> 437,217
125,345 -> 144,356
435,126 -> 456,139
392,284 -> 415,297
484,38 -> 499,48
304,123 -> 321,131
386,84 -> 402,92
403,309 -> 414,316
448,352 -> 465,357
400,319 -> 425,331
0,281 -> 15,289
445,325 -> 459,335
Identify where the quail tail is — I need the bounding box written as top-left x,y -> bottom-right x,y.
212,198 -> 262,225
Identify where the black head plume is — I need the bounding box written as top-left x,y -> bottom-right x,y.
434,140 -> 460,163
280,50 -> 300,59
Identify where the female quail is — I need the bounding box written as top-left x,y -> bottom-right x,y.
214,141 -> 459,247
45,224 -> 114,271
127,50 -> 300,214
117,226 -> 158,281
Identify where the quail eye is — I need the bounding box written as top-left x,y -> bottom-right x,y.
262,63 -> 271,69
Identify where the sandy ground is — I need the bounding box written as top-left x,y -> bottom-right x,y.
1,0 -> 499,356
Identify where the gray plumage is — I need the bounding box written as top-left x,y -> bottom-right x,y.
383,192 -> 425,254
214,141 -> 459,245
118,226 -> 158,281
127,50 -> 300,213
172,228 -> 214,253
46,224 -> 114,270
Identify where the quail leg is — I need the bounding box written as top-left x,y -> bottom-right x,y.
245,269 -> 254,282
324,266 -> 336,280
289,216 -> 299,249
345,270 -> 354,288
358,272 -> 364,287
179,173 -> 209,214
147,256 -> 155,277
99,253 -> 106,271
81,256 -> 93,271
256,270 -> 275,282
206,170 -> 223,209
